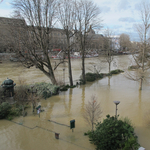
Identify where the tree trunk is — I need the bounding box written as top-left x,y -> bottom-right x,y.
82,50 -> 86,84
32,102 -> 35,112
109,62 -> 111,74
48,68 -> 57,85
66,28 -> 73,86
22,105 -> 25,117
68,50 -> 73,86
139,78 -> 143,90
49,73 -> 57,85
108,76 -> 110,86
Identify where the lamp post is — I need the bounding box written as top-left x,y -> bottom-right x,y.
113,101 -> 120,118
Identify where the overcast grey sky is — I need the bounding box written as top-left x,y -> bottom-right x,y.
0,0 -> 146,41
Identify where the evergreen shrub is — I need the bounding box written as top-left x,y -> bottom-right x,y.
88,115 -> 140,150
110,69 -> 124,75
85,72 -> 103,82
0,102 -> 12,119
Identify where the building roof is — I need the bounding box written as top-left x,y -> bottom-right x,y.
0,17 -> 26,26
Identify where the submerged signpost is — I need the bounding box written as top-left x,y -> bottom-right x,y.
36,105 -> 41,118
70,119 -> 75,132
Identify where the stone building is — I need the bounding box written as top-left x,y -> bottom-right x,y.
71,26 -> 103,54
0,17 -> 68,53
0,17 -> 105,54
86,26 -> 103,51
0,17 -> 26,53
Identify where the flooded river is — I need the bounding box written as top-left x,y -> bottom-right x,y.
0,55 -> 150,150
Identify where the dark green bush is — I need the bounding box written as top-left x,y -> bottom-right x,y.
60,86 -> 68,91
0,102 -> 23,120
6,106 -> 22,120
0,102 -> 12,119
85,72 -> 103,82
110,69 -> 124,75
59,85 -> 76,91
86,76 -> 96,82
88,115 -> 140,150
69,85 -> 76,88
65,84 -> 70,88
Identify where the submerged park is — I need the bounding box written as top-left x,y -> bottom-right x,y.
0,55 -> 150,150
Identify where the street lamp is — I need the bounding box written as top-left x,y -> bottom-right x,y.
113,101 -> 120,118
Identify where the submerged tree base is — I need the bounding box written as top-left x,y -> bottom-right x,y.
60,84 -> 76,91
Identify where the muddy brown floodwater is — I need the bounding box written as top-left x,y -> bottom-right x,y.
0,55 -> 150,150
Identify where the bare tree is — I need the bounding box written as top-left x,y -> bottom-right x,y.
126,0 -> 150,90
13,79 -> 29,117
102,28 -> 115,74
28,86 -> 40,113
119,33 -> 131,52
75,0 -> 101,84
12,0 -> 59,85
83,95 -> 102,132
57,0 -> 76,86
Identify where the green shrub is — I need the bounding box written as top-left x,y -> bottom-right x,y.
65,84 -> 70,88
69,85 -> 76,88
128,65 -> 139,70
84,130 -> 93,136
85,72 -> 104,82
0,87 -> 4,103
86,76 -> 96,82
88,115 -> 140,150
85,72 -> 103,82
0,102 -> 23,120
60,86 -> 68,91
110,69 -> 124,75
0,102 -> 12,119
32,82 -> 59,98
79,79 -> 86,85
9,106 -> 22,116
98,73 -> 103,78
59,85 -> 76,91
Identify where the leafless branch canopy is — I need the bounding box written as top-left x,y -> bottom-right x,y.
11,0 -> 60,84
83,95 -> 102,131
